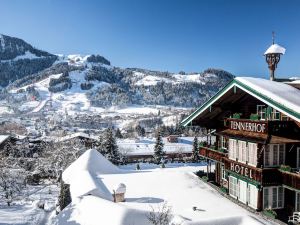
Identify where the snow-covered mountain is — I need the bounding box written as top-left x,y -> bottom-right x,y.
0,34 -> 234,118
0,34 -> 57,87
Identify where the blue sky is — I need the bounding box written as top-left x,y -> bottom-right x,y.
1,0 -> 300,78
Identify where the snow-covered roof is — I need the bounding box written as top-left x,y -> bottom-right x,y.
181,77 -> 300,126
57,132 -> 98,142
264,43 -> 286,55
55,195 -> 148,225
62,149 -> 120,201
236,77 -> 300,113
67,171 -> 113,201
0,135 -> 10,144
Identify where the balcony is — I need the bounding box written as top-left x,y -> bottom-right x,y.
281,169 -> 300,190
199,145 -> 227,162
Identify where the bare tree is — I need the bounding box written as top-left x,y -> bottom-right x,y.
39,138 -> 86,179
147,202 -> 173,225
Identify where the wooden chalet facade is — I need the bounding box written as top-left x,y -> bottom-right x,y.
181,77 -> 300,220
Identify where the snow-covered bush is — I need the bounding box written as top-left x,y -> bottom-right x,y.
147,202 -> 173,225
80,82 -> 94,90
0,168 -> 27,206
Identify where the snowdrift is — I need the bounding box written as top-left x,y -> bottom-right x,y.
62,149 -> 120,200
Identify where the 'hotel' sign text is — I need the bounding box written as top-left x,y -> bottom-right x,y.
230,162 -> 253,179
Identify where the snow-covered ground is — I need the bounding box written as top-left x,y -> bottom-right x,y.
0,184 -> 59,225
56,150 -> 277,225
118,137 -> 213,156
133,71 -> 215,86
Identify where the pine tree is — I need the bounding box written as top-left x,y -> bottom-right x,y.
192,136 -> 199,162
154,131 -> 165,164
96,134 -> 104,155
103,128 -> 121,165
135,125 -> 145,137
115,128 -> 123,139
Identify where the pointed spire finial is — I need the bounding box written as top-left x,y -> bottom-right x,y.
272,31 -> 275,45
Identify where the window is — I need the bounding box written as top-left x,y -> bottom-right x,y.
257,105 -> 266,120
263,188 -> 269,209
221,164 -> 226,180
272,187 -> 278,208
229,176 -> 238,198
273,145 -> 278,165
248,143 -> 258,166
296,192 -> 300,211
265,147 -> 270,166
248,184 -> 258,209
221,136 -> 227,149
278,187 -> 283,208
264,144 -> 285,167
271,109 -> 280,121
229,139 -> 237,160
238,140 -> 247,163
239,180 -> 247,204
297,148 -> 300,168
279,145 -> 285,165
263,186 -> 284,209
229,139 -> 257,165
281,114 -> 289,121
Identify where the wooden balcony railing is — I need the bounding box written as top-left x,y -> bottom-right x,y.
199,146 -> 227,162
281,170 -> 300,190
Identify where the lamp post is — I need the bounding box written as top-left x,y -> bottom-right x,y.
264,32 -> 286,81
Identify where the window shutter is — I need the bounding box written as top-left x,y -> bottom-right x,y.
263,188 -> 269,209
279,145 -> 285,165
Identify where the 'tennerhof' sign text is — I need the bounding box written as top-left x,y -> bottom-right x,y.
230,120 -> 266,133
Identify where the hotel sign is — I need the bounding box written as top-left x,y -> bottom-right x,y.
229,120 -> 267,133
230,162 -> 253,179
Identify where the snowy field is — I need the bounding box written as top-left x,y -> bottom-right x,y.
0,184 -> 59,225
56,150 -> 278,225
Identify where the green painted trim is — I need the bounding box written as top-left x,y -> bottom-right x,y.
181,78 -> 300,127
227,170 -> 261,188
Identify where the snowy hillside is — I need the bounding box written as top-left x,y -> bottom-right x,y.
0,34 -> 57,87
5,54 -> 233,112
0,34 -> 233,133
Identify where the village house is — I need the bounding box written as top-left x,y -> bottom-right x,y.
56,132 -> 98,148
